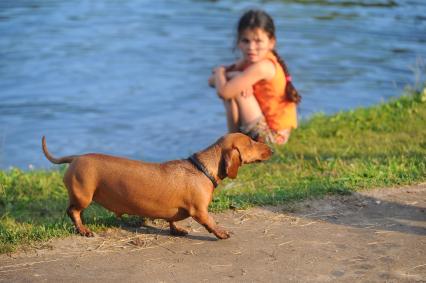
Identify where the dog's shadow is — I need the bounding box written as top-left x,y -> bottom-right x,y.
86,213 -> 217,242
120,222 -> 217,242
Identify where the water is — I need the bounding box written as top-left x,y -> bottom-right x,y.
0,0 -> 425,169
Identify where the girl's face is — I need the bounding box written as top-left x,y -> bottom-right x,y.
238,28 -> 275,64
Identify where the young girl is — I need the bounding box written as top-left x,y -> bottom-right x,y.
209,9 -> 301,144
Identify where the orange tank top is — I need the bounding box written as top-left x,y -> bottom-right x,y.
250,52 -> 297,131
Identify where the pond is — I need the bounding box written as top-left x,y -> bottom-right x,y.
0,0 -> 425,169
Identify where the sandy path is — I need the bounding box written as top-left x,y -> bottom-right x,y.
1,184 -> 425,282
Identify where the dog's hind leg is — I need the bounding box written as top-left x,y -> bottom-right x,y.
67,204 -> 94,237
169,221 -> 188,236
63,168 -> 95,237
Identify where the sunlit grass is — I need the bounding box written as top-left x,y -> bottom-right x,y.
1,87 -> 425,253
211,88 -> 426,210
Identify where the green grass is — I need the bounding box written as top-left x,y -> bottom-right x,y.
1,87 -> 425,253
211,87 -> 426,211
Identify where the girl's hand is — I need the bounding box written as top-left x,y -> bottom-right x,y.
213,66 -> 227,99
208,75 -> 215,88
208,66 -> 226,88
241,87 -> 253,97
213,66 -> 226,75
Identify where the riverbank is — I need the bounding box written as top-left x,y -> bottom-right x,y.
1,87 -> 425,253
1,184 -> 425,282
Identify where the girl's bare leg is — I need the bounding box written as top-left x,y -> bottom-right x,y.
235,89 -> 263,127
223,99 -> 240,132
222,89 -> 263,133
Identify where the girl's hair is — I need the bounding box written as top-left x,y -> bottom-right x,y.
237,10 -> 301,104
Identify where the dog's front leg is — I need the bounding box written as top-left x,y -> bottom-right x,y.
192,210 -> 230,239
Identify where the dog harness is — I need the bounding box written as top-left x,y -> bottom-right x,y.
188,154 -> 218,188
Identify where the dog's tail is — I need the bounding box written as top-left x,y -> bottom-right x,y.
42,136 -> 77,164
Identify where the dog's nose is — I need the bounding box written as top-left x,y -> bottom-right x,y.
261,147 -> 273,160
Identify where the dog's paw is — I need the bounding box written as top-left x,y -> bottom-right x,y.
84,231 -> 95,237
77,228 -> 94,237
214,229 -> 231,239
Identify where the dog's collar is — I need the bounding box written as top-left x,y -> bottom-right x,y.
188,154 -> 218,188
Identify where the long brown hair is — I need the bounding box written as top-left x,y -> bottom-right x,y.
237,10 -> 301,104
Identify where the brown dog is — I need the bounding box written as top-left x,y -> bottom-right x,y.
42,133 -> 272,239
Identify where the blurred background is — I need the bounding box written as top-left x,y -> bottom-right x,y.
0,0 -> 425,169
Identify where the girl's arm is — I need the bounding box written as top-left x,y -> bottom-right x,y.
225,58 -> 245,72
231,58 -> 246,71
208,59 -> 244,88
208,70 -> 240,88
214,59 -> 276,100
226,71 -> 241,80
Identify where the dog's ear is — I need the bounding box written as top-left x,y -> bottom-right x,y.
224,148 -> 241,179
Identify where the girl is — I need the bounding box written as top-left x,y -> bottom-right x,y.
209,9 -> 301,144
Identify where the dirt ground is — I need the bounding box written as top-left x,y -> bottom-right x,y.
1,184 -> 425,282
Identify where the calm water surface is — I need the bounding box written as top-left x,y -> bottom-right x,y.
0,0 -> 425,169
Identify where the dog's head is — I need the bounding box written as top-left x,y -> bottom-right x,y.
220,133 -> 273,179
